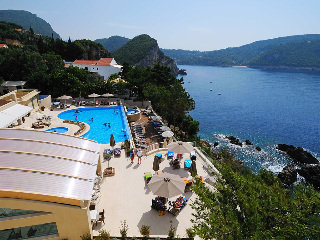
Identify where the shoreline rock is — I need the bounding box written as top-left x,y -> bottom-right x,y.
226,136 -> 242,146
277,144 -> 319,164
278,164 -> 297,186
297,164 -> 320,189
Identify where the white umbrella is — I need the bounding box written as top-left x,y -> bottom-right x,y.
162,131 -> 174,138
160,126 -> 171,131
151,116 -> 161,122
101,93 -> 114,97
88,93 -> 101,104
148,172 -> 186,198
167,141 -> 194,154
57,95 -> 72,104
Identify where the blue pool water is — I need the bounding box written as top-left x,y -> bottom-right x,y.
58,106 -> 132,144
181,65 -> 320,173
46,127 -> 68,133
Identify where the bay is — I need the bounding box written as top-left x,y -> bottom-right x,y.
180,65 -> 320,173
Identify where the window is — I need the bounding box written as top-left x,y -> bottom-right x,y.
0,222 -> 58,239
97,68 -> 98,70
85,67 -> 88,70
0,208 -> 41,218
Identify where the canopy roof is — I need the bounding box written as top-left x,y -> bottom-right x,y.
0,104 -> 32,128
1,81 -> 26,87
0,129 -> 101,206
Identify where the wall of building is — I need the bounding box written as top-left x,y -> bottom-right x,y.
73,64 -> 121,80
0,198 -> 92,240
39,95 -> 52,109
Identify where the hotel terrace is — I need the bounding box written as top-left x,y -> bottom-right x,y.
0,88 -> 218,240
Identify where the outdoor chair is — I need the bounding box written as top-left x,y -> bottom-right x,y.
114,148 -> 121,156
99,209 -> 105,217
98,215 -> 105,224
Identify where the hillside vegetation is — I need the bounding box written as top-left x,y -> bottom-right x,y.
0,10 -> 60,39
112,34 -> 178,74
0,21 -> 109,61
249,40 -> 320,68
95,36 -> 130,52
162,34 -> 320,69
112,34 -> 158,65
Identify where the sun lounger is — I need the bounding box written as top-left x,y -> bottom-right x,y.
114,148 -> 121,156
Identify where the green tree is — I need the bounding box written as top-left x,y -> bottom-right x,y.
191,158 -> 320,240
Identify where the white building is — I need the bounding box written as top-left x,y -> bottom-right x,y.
72,58 -> 122,80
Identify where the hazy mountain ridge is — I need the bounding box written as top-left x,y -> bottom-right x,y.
95,36 -> 130,52
0,10 -> 60,39
112,34 -> 178,75
162,34 -> 320,69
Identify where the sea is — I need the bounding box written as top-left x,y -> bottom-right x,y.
180,65 -> 320,173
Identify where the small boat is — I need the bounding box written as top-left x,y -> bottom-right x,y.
210,89 -> 213,91
210,81 -> 212,83
218,93 -> 222,95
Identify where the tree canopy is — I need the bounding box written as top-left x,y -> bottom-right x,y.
191,150 -> 320,239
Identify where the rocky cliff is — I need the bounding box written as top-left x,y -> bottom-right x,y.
137,44 -> 179,75
112,34 -> 179,75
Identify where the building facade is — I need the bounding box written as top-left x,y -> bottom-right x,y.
72,58 -> 122,80
0,129 -> 101,239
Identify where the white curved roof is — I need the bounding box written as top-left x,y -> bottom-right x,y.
0,129 -> 101,206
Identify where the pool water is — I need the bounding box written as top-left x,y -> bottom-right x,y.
127,108 -> 139,115
46,127 -> 68,133
58,106 -> 132,144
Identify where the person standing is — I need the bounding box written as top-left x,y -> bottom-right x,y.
137,148 -> 142,164
130,149 -> 135,164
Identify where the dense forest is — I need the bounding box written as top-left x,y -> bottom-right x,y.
162,34 -> 320,68
95,36 -> 130,52
0,10 -> 60,39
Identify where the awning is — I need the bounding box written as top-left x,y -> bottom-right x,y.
0,104 -> 33,128
0,112 -> 17,128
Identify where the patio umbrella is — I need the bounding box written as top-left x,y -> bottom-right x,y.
148,172 -> 186,198
151,116 -> 161,122
110,134 -> 115,148
88,93 -> 101,103
153,156 -> 160,172
101,93 -> 114,97
57,95 -> 72,104
191,160 -> 197,176
167,141 -> 194,154
160,126 -> 171,131
162,131 -> 174,138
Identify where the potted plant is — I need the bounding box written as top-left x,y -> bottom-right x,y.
139,225 -> 150,239
120,220 -> 129,239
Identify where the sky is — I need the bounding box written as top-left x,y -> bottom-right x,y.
2,0 -> 320,51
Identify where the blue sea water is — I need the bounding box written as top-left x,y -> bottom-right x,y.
58,106 -> 132,144
180,65 -> 320,173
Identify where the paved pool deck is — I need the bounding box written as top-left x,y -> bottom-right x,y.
93,147 -> 214,238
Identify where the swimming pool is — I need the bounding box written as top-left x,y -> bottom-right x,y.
46,127 -> 68,133
58,106 -> 132,144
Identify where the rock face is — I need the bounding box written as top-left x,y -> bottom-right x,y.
226,136 -> 242,146
245,140 -> 253,145
277,144 -> 319,164
137,45 -> 179,75
297,165 -> 320,189
255,146 -> 262,151
213,142 -> 219,147
278,164 -> 297,186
